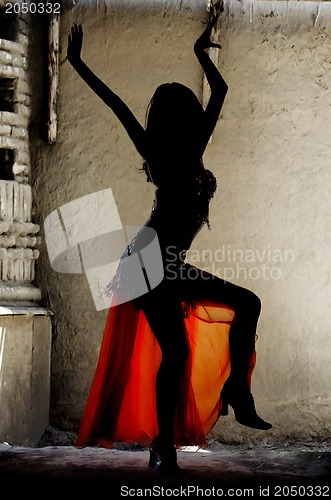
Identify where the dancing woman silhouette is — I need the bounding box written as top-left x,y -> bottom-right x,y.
68,12 -> 272,474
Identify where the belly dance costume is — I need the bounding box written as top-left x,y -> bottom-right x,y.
76,167 -> 252,449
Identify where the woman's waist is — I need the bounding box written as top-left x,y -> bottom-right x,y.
144,217 -> 201,254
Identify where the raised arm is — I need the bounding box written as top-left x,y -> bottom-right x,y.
67,24 -> 147,158
194,13 -> 228,156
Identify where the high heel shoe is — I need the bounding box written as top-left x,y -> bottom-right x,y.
148,438 -> 184,474
148,448 -> 160,468
220,381 -> 272,431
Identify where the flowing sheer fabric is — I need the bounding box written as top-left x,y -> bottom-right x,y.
76,299 -> 256,449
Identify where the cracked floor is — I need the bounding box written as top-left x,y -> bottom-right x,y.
0,429 -> 330,494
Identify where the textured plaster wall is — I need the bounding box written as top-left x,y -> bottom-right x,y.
205,0 -> 331,443
29,0 -> 331,442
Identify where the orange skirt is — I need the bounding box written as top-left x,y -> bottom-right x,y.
76,299 -> 255,449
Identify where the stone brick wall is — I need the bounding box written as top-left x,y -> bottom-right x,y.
0,4 -> 40,297
0,4 -> 52,447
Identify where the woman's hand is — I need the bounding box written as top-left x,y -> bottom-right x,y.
67,24 -> 83,64
194,13 -> 222,52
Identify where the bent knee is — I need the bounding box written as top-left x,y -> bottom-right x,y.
237,289 -> 261,318
249,291 -> 261,315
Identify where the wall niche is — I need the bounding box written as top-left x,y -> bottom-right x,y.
0,9 -> 17,41
0,148 -> 14,180
0,77 -> 16,112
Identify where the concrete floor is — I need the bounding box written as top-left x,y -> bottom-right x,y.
0,428 -> 330,494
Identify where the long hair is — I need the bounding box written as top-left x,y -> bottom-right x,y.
142,82 -> 204,185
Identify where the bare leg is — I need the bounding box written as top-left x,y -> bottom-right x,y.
142,295 -> 188,443
137,283 -> 189,471
180,264 -> 272,430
